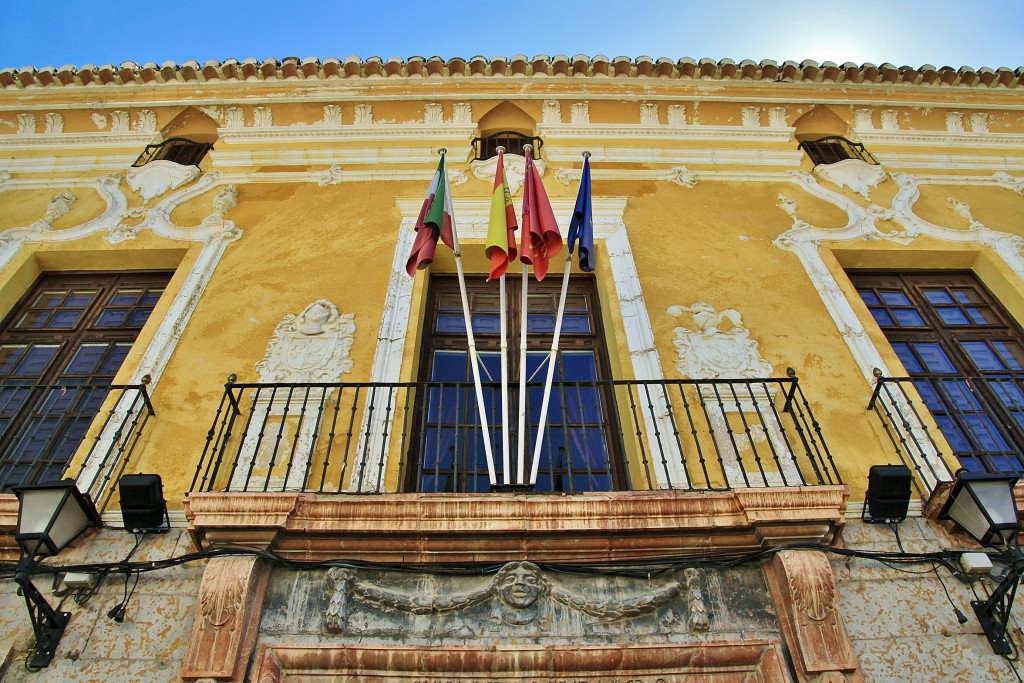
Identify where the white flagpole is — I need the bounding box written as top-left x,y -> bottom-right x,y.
442,149 -> 498,486
529,253 -> 572,486
516,263 -> 530,485
499,273 -> 510,484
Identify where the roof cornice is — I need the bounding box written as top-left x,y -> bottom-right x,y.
2,55 -> 1023,91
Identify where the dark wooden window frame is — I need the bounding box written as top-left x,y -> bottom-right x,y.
852,269 -> 1024,472
408,274 -> 625,492
0,271 -> 171,488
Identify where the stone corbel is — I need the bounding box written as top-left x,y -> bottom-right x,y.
180,555 -> 270,681
765,550 -> 864,683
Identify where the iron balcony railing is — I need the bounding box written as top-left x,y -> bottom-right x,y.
191,372 -> 840,495
0,378 -> 155,512
868,370 -> 1024,500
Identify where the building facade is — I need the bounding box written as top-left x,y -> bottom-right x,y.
0,55 -> 1022,681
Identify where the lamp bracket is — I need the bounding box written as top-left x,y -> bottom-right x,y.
15,558 -> 71,669
972,600 -> 1013,655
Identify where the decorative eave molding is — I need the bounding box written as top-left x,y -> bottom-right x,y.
538,123 -> 796,143
216,124 -> 477,144
0,130 -> 161,151
542,146 -> 802,166
2,57 -> 1021,90
873,152 -> 1024,171
203,146 -> 803,171
856,128 -> 1024,148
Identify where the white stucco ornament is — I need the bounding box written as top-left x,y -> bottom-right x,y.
255,300 -> 356,383
668,303 -> 773,379
470,153 -> 544,196
812,158 -> 886,200
126,160 -> 202,202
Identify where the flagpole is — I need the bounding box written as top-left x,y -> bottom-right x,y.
528,151 -> 591,486
442,148 -> 498,486
516,262 -> 530,485
529,252 -> 572,486
499,272 -> 510,484
493,146 -> 511,486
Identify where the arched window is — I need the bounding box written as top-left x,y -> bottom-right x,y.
132,137 -> 213,168
798,136 -> 877,166
472,131 -> 543,161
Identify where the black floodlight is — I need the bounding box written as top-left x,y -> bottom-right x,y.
118,474 -> 168,532
863,464 -> 913,523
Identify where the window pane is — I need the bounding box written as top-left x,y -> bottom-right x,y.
858,290 -> 880,305
913,343 -> 956,373
892,309 -> 925,326
16,310 -> 51,329
923,290 -> 954,304
936,308 -> 969,325
62,344 -> 110,375
993,342 -> 1024,370
128,309 -> 154,327
870,309 -> 894,327
960,342 -> 1004,371
892,343 -> 922,373
65,290 -> 97,307
110,289 -> 143,306
880,291 -> 911,305
97,310 -> 129,327
14,346 -> 59,376
49,310 -> 83,329
560,315 -> 592,333
32,290 -> 67,308
527,313 -> 555,333
436,314 -> 465,333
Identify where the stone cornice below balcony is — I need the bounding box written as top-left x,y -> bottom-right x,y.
183,486 -> 849,563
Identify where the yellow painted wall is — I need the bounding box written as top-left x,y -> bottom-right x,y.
1,70 -> 1023,508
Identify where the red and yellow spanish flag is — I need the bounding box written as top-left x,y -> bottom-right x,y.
485,150 -> 518,280
518,147 -> 562,281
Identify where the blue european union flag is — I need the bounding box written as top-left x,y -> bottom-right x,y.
567,155 -> 594,272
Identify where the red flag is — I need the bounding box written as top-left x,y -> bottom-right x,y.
518,148 -> 562,281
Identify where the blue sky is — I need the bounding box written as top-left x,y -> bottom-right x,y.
1,0 -> 1021,71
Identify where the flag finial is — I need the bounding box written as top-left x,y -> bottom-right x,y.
438,148 -> 447,156
523,144 -> 533,154
496,146 -> 506,154
582,151 -> 591,158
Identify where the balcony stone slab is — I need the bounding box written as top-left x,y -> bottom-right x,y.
184,486 -> 848,562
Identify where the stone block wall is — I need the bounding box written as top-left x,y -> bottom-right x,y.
0,528 -> 201,683
836,518 -> 1024,683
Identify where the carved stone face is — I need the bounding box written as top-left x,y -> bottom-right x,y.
496,563 -> 544,609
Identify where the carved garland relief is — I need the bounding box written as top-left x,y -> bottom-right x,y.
324,561 -> 710,640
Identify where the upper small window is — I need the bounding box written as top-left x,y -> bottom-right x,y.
798,136 -> 877,166
472,131 -> 543,161
132,137 -> 213,168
